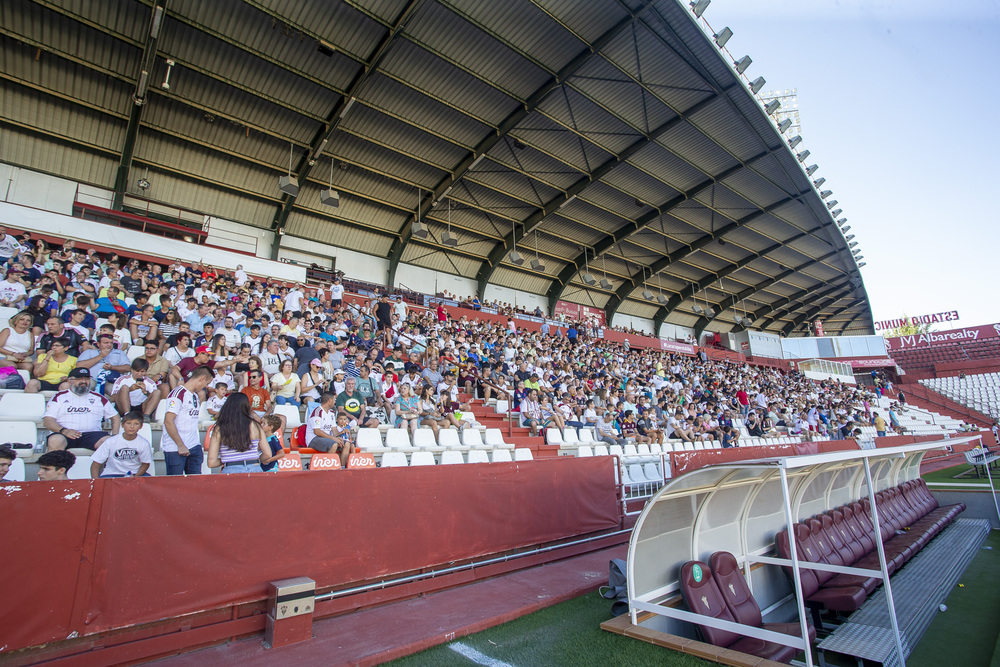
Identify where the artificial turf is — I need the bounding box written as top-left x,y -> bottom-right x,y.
908,529 -> 1000,667
386,592 -> 712,667
923,463 -> 997,487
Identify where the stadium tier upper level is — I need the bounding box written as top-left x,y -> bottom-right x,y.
0,0 -> 872,338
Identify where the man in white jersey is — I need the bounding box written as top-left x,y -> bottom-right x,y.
304,392 -> 339,453
43,368 -> 121,451
161,366 -> 213,475
284,285 -> 305,315
0,226 -> 23,264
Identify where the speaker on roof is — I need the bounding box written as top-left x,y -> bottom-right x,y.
320,189 -> 339,208
411,221 -> 428,239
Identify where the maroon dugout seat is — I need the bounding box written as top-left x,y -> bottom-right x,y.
776,525 -> 867,613
679,560 -> 800,664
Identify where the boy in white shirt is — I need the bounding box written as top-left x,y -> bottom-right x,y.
206,382 -> 229,418
90,411 -> 153,477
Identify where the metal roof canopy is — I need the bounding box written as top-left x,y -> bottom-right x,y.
625,436 -> 984,667
0,0 -> 873,335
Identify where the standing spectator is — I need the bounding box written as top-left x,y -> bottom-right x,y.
329,277 -> 344,307
90,411 -> 152,477
43,368 -> 120,451
206,393 -> 271,474
161,366 -> 213,475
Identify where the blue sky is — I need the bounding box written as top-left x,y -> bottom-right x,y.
701,0 -> 1000,330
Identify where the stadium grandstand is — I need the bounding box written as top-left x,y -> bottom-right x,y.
1,1 -> 996,666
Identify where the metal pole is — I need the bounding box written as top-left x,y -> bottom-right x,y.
863,458 -> 906,666
778,467 -> 814,667
977,437 -> 1000,528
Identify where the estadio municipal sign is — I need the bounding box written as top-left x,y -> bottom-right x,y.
874,311 -> 959,331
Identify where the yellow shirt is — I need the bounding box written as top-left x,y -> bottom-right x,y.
37,353 -> 78,384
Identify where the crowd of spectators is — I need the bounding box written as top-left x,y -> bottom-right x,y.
0,225 -> 905,477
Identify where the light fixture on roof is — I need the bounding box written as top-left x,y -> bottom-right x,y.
837,218 -> 847,225
820,190 -> 832,199
690,0 -> 711,18
806,164 -> 819,176
412,187 -> 428,238
830,209 -> 842,217
849,241 -> 858,248
734,55 -> 752,74
512,138 -> 527,151
814,177 -> 826,187
797,150 -> 811,163
560,193 -> 577,209
470,154 -> 486,169
858,262 -> 866,267
777,119 -> 792,133
855,255 -> 864,261
845,234 -> 855,241
705,307 -> 716,317
642,267 -> 654,301
734,314 -> 743,324
826,200 -> 838,209
441,199 -> 458,246
840,225 -> 851,232
507,218 -> 523,265
320,159 -> 340,208
692,303 -> 703,314
749,76 -> 765,94
530,230 -> 545,271
714,27 -> 733,48
278,143 -> 299,196
581,248 -> 596,285
764,100 -> 780,114
600,255 -> 613,290
788,135 -> 802,149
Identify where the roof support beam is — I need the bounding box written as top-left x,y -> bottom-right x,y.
269,0 -> 426,248
821,301 -> 867,336
385,1 -> 656,288
781,296 -> 860,337
832,310 -> 868,336
592,184 -> 812,319
473,90 -> 720,296
752,278 -> 854,332
112,0 -> 166,211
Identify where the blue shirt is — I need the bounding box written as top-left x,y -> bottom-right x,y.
185,312 -> 214,333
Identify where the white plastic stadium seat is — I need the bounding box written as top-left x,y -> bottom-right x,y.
154,399 -> 169,423
628,463 -> 649,484
272,404 -> 302,428
437,429 -> 463,449
578,428 -> 596,443
0,394 -> 46,422
545,428 -> 564,446
66,455 -> 92,480
356,428 -> 385,451
485,428 -> 514,449
513,448 -> 533,461
412,430 -> 438,449
380,451 -> 408,467
643,462 -> 662,482
3,458 -> 25,481
126,346 -> 145,362
409,451 -> 436,466
576,445 -> 593,458
0,421 -> 37,453
384,428 -> 413,451
593,445 -> 610,457
467,449 -> 490,464
491,449 -> 513,463
440,450 -> 465,465
461,429 -> 486,448
562,428 -> 580,445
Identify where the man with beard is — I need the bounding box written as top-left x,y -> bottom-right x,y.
43,367 -> 121,451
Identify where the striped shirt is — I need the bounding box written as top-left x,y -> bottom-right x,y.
45,390 -> 117,433
220,439 -> 261,465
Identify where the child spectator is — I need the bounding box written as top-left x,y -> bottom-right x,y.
331,413 -> 355,467
206,382 -> 229,419
0,444 -> 15,480
259,414 -> 286,472
90,411 -> 152,477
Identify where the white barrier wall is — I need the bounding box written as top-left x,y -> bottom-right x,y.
1,202 -> 306,283
278,235 -> 388,282
611,313 -> 655,336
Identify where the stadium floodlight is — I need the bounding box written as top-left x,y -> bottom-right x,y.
714,27 -> 733,48
764,100 -> 780,114
830,209 -> 842,217
692,304 -> 703,314
582,273 -> 596,285
849,241 -> 858,248
788,135 -> 802,149
820,190 -> 832,199
826,200 -> 838,209
777,119 -> 791,133
840,225 -> 851,232
797,150 -> 811,163
749,76 -> 765,94
806,164 -> 819,176
691,0 -> 711,17
836,218 -> 847,225
734,55 -> 752,74
813,177 -> 826,187
845,234 -> 855,241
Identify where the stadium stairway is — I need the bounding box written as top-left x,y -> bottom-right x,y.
463,394 -> 554,457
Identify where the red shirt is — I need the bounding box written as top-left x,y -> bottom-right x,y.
436,304 -> 446,322
736,390 -> 749,406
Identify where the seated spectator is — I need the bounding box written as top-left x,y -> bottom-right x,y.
44,368 -> 121,451
110,358 -> 161,420
77,333 -> 131,396
595,411 -> 625,446
94,285 -> 128,316
25,337 -> 76,393
163,331 -> 195,367
90,411 -> 153,478
304,392 -> 341,452
336,376 -> 379,429
38,314 -> 84,357
36,450 -> 76,481
129,303 -> 159,342
270,359 -> 301,407
0,310 -> 35,371
0,444 -> 16,479
0,269 -> 28,309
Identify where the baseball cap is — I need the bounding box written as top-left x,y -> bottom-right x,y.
68,368 -> 91,379
195,345 -> 211,354
310,359 -> 322,366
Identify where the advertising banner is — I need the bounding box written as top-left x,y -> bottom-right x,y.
885,322 -> 1000,350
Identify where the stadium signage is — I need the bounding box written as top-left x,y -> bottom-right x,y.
874,311 -> 959,331
310,454 -> 341,470
885,322 -> 1000,350
348,452 -> 376,468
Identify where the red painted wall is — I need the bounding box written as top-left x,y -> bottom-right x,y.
0,458 -> 619,654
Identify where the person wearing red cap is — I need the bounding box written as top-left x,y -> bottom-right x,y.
169,344 -> 237,401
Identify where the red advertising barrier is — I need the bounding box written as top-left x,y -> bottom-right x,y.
0,458 -> 618,654
886,322 -> 1000,350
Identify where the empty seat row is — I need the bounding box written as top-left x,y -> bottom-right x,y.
380,448 -> 532,467
776,479 -> 964,614
680,551 -> 816,664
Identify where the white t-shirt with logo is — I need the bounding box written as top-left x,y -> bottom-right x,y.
112,374 -> 157,407
305,405 -> 337,445
92,433 -> 153,476
0,279 -> 26,304
329,283 -> 344,300
45,390 -> 118,433
159,386 -> 201,452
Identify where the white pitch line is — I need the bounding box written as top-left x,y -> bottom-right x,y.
449,642 -> 517,667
